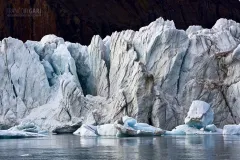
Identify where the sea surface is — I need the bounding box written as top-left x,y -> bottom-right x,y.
0,134 -> 240,160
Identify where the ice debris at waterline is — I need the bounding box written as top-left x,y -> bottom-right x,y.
0,17 -> 240,133
76,101 -> 222,137
167,101 -> 222,135
185,101 -> 214,129
73,124 -> 118,136
223,125 -> 240,135
115,116 -> 165,137
0,122 -> 47,139
0,130 -> 46,139
74,117 -> 165,137
8,122 -> 48,135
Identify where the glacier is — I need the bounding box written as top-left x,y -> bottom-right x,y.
0,17 -> 240,135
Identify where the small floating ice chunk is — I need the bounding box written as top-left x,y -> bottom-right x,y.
205,124 -> 217,132
20,154 -> 31,157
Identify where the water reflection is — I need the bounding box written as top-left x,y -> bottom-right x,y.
79,135 -> 240,160
1,135 -> 240,159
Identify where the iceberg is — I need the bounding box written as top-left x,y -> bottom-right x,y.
74,116 -> 165,137
114,124 -> 165,137
75,111 -> 224,137
0,130 -> 46,139
8,122 -> 48,134
167,101 -> 223,135
223,125 -> 240,135
74,124 -> 117,136
1,122 -> 48,138
205,124 -> 218,132
115,116 -> 165,137
73,124 -> 98,137
97,124 -> 118,136
166,125 -> 222,135
184,100 -> 214,129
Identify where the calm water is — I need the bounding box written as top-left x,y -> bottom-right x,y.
0,134 -> 240,160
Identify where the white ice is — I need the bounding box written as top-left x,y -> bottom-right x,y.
184,100 -> 214,129
167,124 -> 222,135
223,125 -> 240,135
0,130 -> 46,138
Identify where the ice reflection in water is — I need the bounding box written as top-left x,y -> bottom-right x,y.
0,135 -> 240,159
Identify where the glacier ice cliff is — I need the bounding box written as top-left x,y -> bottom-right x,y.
0,17 -> 240,132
